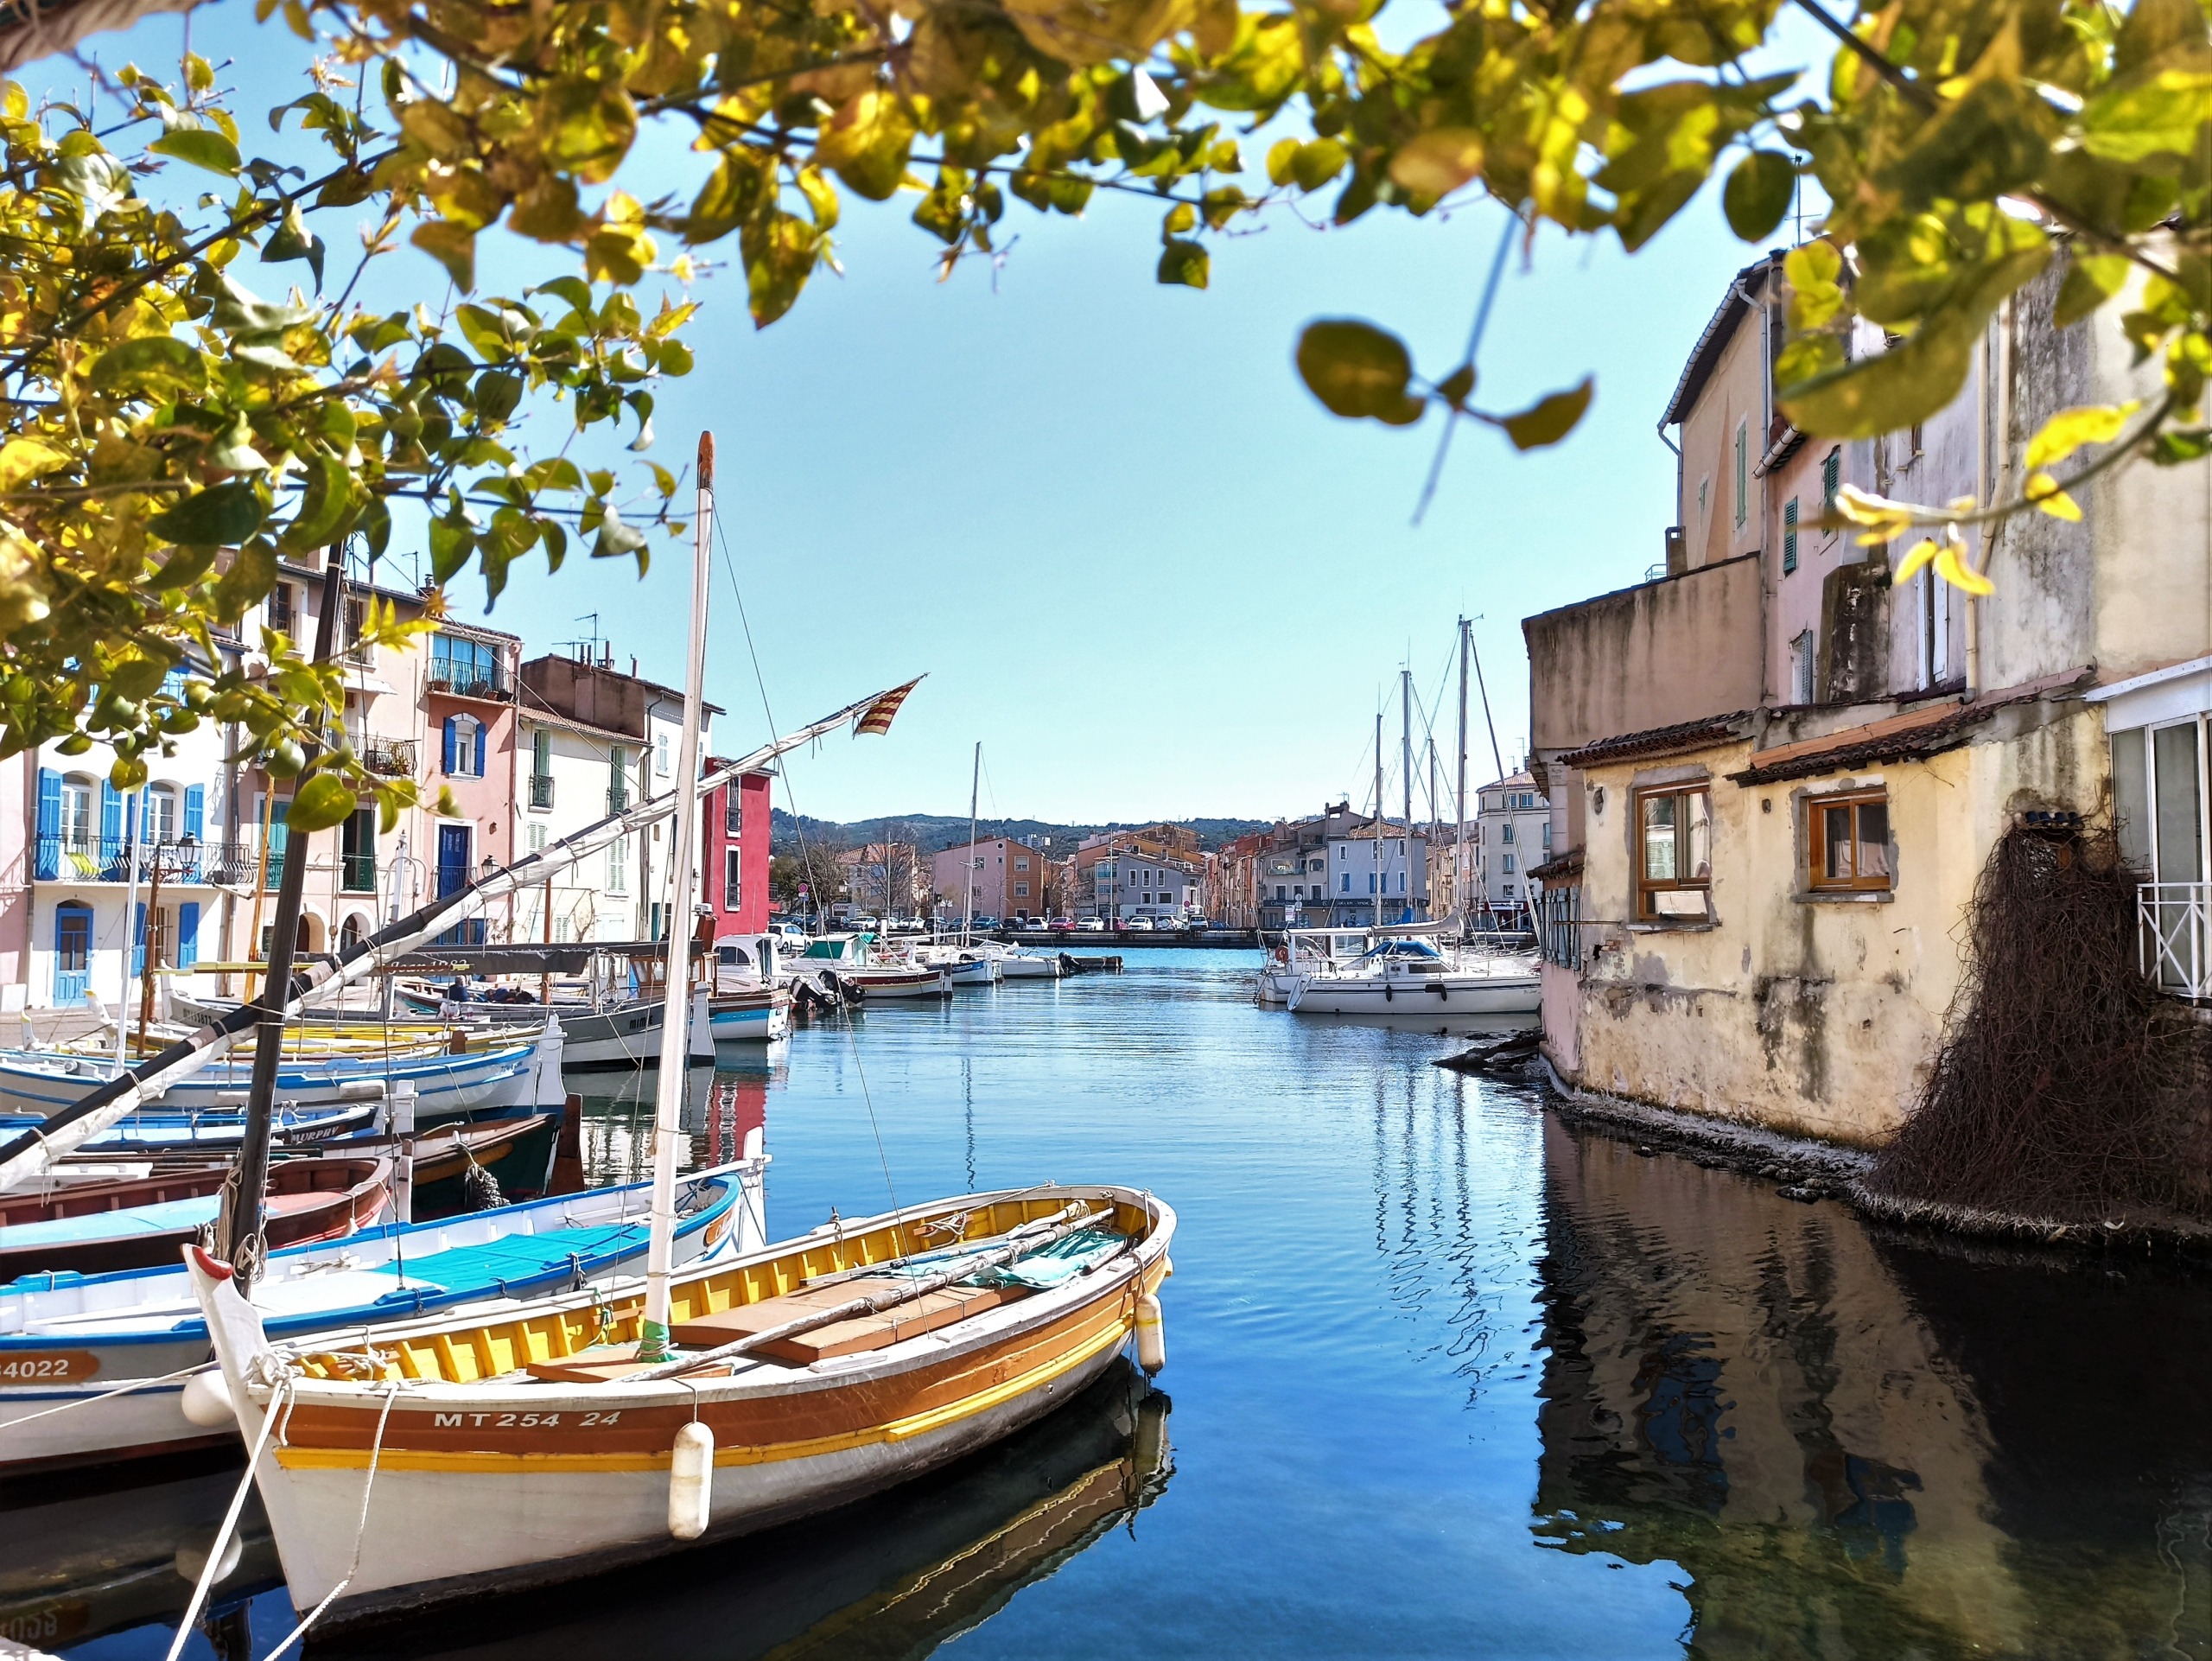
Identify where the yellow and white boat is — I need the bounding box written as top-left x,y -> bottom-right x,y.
188,1182 -> 1173,1626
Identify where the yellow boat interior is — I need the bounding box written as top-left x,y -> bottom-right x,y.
285,1191 -> 1156,1388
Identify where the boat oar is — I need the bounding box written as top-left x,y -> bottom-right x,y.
633,1200 -> 1123,1381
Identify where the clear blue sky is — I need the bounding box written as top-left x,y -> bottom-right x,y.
28,7 -> 1818,827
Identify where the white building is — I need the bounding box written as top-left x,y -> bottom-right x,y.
1323,820 -> 1428,926
1472,770 -> 1550,921
1086,852 -> 1201,923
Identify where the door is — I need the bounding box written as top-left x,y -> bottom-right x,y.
435,824 -> 484,947
53,905 -> 92,1005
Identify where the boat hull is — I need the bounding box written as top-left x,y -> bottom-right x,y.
556,995 -> 718,1071
842,969 -> 950,1000
708,990 -> 791,1044
195,1187 -> 1172,1623
1285,973 -> 1540,1015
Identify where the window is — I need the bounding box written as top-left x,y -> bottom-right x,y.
341,595 -> 372,665
527,824 -> 548,853
1502,824 -> 1515,843
431,633 -> 499,696
1821,448 -> 1841,517
1015,856 -> 1030,871
146,786 -> 179,844
1790,630 -> 1816,705
267,582 -> 296,636
655,731 -> 671,778
608,747 -> 629,813
56,904 -> 90,971
725,846 -> 743,910
340,808 -> 376,892
1637,784 -> 1713,920
530,730 -> 553,807
1341,874 -> 1351,893
1808,791 -> 1892,892
608,836 -> 630,893
1543,822 -> 1553,850
1014,881 -> 1030,898
724,785 -> 741,836
1783,497 -> 1799,574
1503,853 -> 1516,874
60,776 -> 94,850
1734,418 -> 1749,529
1275,885 -> 1287,902
442,714 -> 486,778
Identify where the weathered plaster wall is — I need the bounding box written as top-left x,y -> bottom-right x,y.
1524,555 -> 1766,754
1558,705 -> 2108,1146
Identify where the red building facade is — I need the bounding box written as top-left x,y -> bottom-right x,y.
702,765 -> 772,935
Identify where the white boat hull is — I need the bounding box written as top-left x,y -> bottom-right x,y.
843,969 -> 950,1000
559,991 -> 717,1070
1285,971 -> 1540,1015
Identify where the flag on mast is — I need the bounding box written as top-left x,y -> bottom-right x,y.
853,677 -> 924,736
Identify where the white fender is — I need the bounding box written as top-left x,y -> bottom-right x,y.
668,1421 -> 715,1540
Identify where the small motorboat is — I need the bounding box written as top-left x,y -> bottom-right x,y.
0,1158 -> 390,1281
1281,936 -> 1541,1016
838,964 -> 952,1000
188,1183 -> 1173,1624
708,983 -> 792,1043
1,1164 -> 752,1475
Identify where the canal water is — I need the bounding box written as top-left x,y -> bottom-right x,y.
21,949 -> 2210,1659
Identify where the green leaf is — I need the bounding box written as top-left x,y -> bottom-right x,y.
1290,139 -> 1348,193
538,75 -> 639,185
285,772 -> 358,835
2055,253 -> 2131,328
1295,319 -> 1421,423
2081,69 -> 2212,163
278,453 -> 357,550
1266,137 -> 1300,187
411,220 -> 477,292
1876,79 -> 2051,211
592,502 -> 650,562
210,538 -> 279,623
1435,363 -> 1475,407
1157,239 -> 1210,289
88,335 -> 207,396
1501,377 -> 1593,449
1389,130 -> 1484,200
429,506 -> 476,583
1723,150 -> 1795,242
149,127 -> 240,176
687,149 -> 770,244
261,199 -> 325,290
1162,202 -> 1196,238
149,480 -> 264,546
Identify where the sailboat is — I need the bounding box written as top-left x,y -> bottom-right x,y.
184,435 -> 1176,1632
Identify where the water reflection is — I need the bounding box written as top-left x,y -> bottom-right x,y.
1529,1115 -> 2212,1659
308,1362 -> 1172,1660
0,1453 -> 278,1658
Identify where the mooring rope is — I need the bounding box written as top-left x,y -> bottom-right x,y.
162,1372 -> 293,1661
0,1359 -> 214,1430
259,1378 -> 403,1660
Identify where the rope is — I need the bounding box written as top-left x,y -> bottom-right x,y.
162,1373 -> 292,1661
260,1378 -> 402,1661
0,1359 -> 215,1429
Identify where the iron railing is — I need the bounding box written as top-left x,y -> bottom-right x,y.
340,853 -> 378,893
428,669 -> 511,701
2139,881 -> 2209,1002
35,837 -> 255,885
1534,885 -> 1581,969
361,738 -> 416,777
530,773 -> 555,809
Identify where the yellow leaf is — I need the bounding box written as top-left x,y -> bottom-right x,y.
1893,538 -> 1939,583
2024,470 -> 2082,519
2023,401 -> 2138,470
0,436 -> 71,493
1389,130 -> 1485,199
1933,528 -> 1994,595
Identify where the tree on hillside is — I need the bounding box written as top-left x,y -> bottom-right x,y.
3,0 -> 2207,822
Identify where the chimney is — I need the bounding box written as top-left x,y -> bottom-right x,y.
631,656 -> 639,678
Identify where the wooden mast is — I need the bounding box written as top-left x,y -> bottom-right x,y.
638,432 -> 715,1364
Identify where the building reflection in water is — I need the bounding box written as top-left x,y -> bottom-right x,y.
1528,1114 -> 2211,1660
307,1360 -> 1172,1661
572,1053 -> 783,1187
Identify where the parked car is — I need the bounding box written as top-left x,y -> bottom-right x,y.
1077,917 -> 1107,932
1125,917 -> 1154,932
1048,918 -> 1076,932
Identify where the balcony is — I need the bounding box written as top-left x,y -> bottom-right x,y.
35,837 -> 254,885
361,738 -> 416,778
2139,881 -> 2210,1002
607,786 -> 630,815
530,773 -> 555,809
340,853 -> 378,894
428,670 -> 512,703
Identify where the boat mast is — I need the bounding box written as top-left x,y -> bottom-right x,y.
963,741 -> 980,945
1372,708 -> 1383,931
636,432 -> 715,1365
1456,618 -> 1469,934
1399,668 -> 1411,926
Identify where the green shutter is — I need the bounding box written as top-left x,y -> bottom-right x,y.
1783,498 -> 1799,574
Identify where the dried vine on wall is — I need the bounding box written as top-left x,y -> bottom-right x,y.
1866,826 -> 2212,1232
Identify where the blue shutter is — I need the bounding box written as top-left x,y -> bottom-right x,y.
100,780 -> 122,850
177,901 -> 200,969
35,769 -> 60,879
133,901 -> 146,977
473,720 -> 486,779
183,784 -> 205,840
442,716 -> 458,775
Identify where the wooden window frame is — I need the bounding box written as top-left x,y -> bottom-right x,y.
1807,789 -> 1893,893
1635,783 -> 1713,921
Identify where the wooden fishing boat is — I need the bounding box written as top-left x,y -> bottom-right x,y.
0,1098 -> 381,1155
0,1157 -> 389,1281
1,1166 -> 749,1474
189,1183 -> 1173,1624
405,1111 -> 563,1217
839,965 -> 951,1000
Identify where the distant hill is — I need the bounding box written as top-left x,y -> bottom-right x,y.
769,810 -> 1273,856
